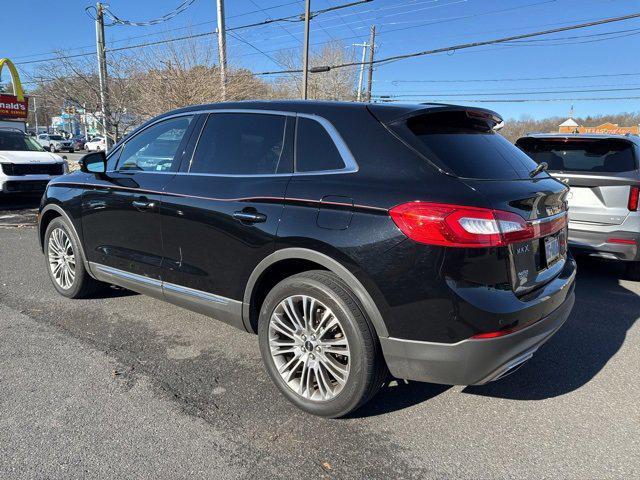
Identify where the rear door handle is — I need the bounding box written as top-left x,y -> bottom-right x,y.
132,199 -> 157,211
233,211 -> 267,223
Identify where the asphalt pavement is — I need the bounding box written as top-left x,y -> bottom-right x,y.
0,195 -> 638,479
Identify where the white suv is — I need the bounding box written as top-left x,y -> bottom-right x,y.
37,133 -> 75,153
85,136 -> 106,152
0,129 -> 68,194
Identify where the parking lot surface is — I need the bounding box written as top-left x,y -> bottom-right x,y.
0,197 -> 638,479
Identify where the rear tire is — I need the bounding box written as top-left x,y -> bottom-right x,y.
44,217 -> 105,298
258,270 -> 386,418
626,261 -> 640,281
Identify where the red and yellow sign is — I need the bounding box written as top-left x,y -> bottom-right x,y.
0,94 -> 28,119
0,58 -> 29,120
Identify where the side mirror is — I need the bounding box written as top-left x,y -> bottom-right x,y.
80,151 -> 107,174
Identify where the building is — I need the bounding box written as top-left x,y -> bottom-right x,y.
558,118 -> 639,134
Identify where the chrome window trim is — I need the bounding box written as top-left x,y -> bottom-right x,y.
294,113 -> 358,175
111,108 -> 358,178
106,113 -> 195,173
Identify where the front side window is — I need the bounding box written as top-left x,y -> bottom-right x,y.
295,117 -> 346,172
190,113 -> 287,175
117,116 -> 192,172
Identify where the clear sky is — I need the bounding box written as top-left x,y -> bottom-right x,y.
2,0 -> 640,120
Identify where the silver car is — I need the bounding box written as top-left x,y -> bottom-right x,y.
36,134 -> 75,153
517,133 -> 639,280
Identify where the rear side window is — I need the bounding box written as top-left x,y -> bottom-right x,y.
296,117 -> 345,172
190,113 -> 287,175
516,138 -> 637,173
391,110 -> 540,180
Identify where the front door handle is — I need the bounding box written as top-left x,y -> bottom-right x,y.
233,211 -> 267,223
132,199 -> 157,211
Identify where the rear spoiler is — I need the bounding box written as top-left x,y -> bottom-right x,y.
367,104 -> 503,129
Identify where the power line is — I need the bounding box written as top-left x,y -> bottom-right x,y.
15,0 -> 372,66
376,96 -> 640,103
103,0 -> 199,27
374,86 -> 640,97
377,72 -> 640,84
252,11 -> 640,75
12,1 -> 303,60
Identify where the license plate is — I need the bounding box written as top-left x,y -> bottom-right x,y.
544,235 -> 560,265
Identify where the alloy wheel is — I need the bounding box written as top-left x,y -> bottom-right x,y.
48,227 -> 76,289
268,294 -> 350,402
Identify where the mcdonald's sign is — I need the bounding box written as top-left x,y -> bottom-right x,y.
0,58 -> 29,121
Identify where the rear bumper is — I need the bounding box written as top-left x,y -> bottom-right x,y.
380,290 -> 575,385
568,226 -> 640,261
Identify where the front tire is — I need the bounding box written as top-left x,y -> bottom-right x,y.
44,217 -> 104,298
258,270 -> 386,418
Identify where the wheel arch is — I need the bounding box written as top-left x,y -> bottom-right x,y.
39,204 -> 92,275
242,248 -> 389,339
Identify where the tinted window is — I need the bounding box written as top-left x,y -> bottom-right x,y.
190,113 -> 287,175
296,117 -> 345,172
517,138 -> 637,173
49,135 -> 63,140
117,116 -> 192,172
393,111 -> 540,180
0,131 -> 45,151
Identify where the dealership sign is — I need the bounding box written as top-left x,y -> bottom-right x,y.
0,58 -> 28,121
0,94 -> 28,120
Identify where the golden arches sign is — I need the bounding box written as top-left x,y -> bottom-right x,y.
0,58 -> 25,101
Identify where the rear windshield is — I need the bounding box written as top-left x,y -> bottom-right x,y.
516,137 -> 637,173
392,111 -> 541,180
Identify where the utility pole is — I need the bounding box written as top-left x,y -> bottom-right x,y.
216,0 -> 228,100
301,0 -> 311,99
83,103 -> 88,139
365,25 -> 376,103
95,2 -> 112,149
353,42 -> 369,102
33,97 -> 39,133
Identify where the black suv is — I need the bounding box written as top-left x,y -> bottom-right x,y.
38,101 -> 576,417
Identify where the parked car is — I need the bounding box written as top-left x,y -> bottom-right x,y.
72,136 -> 87,151
38,101 -> 576,417
85,136 -> 106,152
517,133 -> 640,280
37,133 -> 74,153
0,127 -> 68,194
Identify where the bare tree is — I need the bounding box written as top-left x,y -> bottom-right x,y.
26,51 -> 140,140
125,34 -> 272,117
500,112 -> 640,142
275,42 -> 358,100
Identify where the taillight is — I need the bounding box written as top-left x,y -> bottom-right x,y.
629,186 -> 639,212
389,202 -> 566,248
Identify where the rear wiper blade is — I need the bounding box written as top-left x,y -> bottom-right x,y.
529,162 -> 548,178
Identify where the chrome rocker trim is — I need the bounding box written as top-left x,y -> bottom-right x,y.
90,263 -> 244,330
